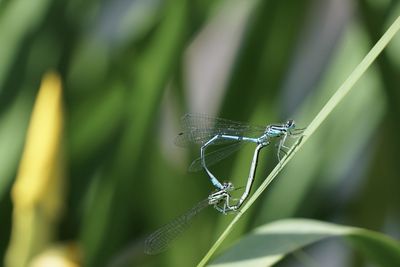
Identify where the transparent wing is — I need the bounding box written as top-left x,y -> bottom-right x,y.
175,113 -> 265,146
188,142 -> 246,172
144,198 -> 209,255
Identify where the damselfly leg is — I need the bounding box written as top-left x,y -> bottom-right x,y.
276,127 -> 305,161
208,182 -> 238,213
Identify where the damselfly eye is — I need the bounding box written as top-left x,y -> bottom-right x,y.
287,120 -> 295,128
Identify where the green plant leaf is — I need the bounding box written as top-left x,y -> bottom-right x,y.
209,219 -> 400,267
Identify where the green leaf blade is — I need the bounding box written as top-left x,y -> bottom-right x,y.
209,219 -> 400,267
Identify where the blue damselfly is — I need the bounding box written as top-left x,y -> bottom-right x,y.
176,114 -> 304,191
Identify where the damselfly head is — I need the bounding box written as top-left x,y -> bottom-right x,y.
286,119 -> 295,130
222,182 -> 234,191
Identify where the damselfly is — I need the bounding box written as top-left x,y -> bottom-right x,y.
176,114 -> 304,191
144,183 -> 235,255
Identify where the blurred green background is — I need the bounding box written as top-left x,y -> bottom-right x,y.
1,0 -> 400,266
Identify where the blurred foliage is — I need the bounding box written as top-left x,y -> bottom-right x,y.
210,219 -> 400,267
0,0 -> 400,267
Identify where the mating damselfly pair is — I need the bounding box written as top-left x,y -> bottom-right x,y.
144,114 -> 304,254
